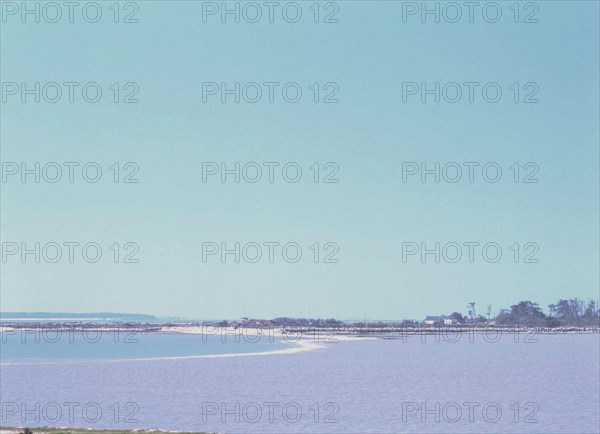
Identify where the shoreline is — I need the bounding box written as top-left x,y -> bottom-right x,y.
0,337 -> 330,366
2,322 -> 599,336
1,324 -> 596,366
0,326 -> 376,366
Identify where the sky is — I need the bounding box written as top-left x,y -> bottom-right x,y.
1,1 -> 599,320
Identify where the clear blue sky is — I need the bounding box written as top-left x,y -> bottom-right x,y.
1,1 -> 598,320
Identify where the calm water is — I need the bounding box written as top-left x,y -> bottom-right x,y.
0,331 -> 290,363
1,334 -> 598,433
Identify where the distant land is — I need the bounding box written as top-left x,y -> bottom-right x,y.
0,312 -> 159,321
2,297 -> 599,328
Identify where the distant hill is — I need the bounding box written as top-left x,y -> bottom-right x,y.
0,312 -> 158,321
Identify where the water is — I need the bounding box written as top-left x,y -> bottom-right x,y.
1,334 -> 598,433
0,331 -> 291,363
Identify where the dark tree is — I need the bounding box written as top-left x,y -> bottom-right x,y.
549,299 -> 585,326
450,312 -> 466,323
496,301 -> 545,325
583,299 -> 600,326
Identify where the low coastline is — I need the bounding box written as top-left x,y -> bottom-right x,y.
2,321 -> 599,337
1,322 -> 597,363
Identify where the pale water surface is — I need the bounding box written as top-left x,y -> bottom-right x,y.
1,334 -> 598,433
0,332 -> 290,363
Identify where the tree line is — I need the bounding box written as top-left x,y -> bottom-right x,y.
214,297 -> 599,328
439,298 -> 598,327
